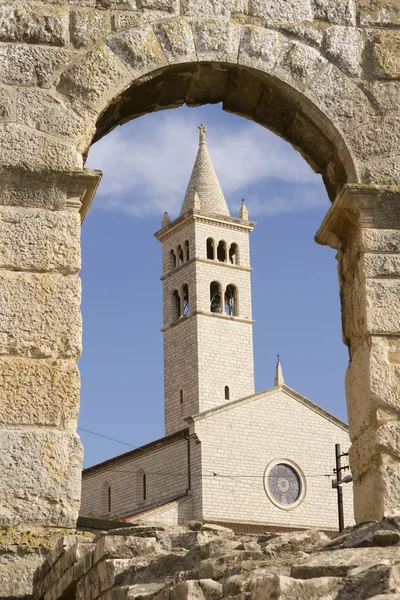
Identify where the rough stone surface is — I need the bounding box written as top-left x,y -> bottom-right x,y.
0,429 -> 83,528
0,5 -> 69,46
0,272 -> 81,358
372,30 -> 400,79
251,0 -> 314,24
0,207 -> 81,272
312,0 -> 356,24
0,357 -> 80,428
32,523 -> 400,600
324,26 -> 363,77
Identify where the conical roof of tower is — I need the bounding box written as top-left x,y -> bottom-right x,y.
180,124 -> 230,217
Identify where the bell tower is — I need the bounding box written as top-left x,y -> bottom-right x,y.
155,125 -> 256,435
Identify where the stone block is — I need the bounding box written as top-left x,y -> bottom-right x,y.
238,27 -> 283,74
0,358 -> 79,429
181,0 -> 232,17
198,579 -> 222,600
346,117 -> 400,162
324,26 -> 363,78
154,19 -> 197,64
306,63 -> 372,127
0,85 -> 15,123
250,0 -> 313,24
363,279 -> 400,334
16,87 -> 86,140
291,547 -> 400,579
358,0 -> 400,25
71,9 -> 111,49
0,168 -> 70,211
312,0 -> 356,24
171,581 -> 205,600
0,429 -> 82,528
360,230 -> 400,253
0,124 -> 81,171
58,43 -> 131,114
100,0 -> 136,8
107,26 -> 168,79
364,156 -> 400,187
191,19 -> 241,63
361,254 -> 400,279
0,272 -> 81,359
94,535 -> 159,563
274,39 -> 326,93
137,0 -> 179,11
372,31 -> 400,79
0,5 -> 69,46
366,81 -> 400,113
0,207 -> 80,273
0,44 -> 73,87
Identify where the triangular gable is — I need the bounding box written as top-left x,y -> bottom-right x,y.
187,385 -> 348,432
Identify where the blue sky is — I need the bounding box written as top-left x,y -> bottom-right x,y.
80,104 -> 348,468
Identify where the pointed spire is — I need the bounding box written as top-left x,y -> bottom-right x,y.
239,199 -> 249,221
162,211 -> 171,228
180,124 -> 230,217
274,357 -> 284,387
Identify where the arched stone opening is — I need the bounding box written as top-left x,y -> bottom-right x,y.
82,62 -> 358,203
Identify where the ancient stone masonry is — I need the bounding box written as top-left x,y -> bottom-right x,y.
33,519 -> 400,600
1,0 -> 400,556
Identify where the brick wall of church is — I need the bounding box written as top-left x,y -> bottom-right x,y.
192,388 -> 354,530
80,434 -> 189,519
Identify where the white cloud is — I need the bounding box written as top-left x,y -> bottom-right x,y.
86,109 -> 327,218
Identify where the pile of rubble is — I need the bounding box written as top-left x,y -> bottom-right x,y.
33,519 -> 400,600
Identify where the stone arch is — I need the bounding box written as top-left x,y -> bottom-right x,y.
53,18 -> 377,201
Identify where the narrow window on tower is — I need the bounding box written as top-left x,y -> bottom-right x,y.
185,240 -> 190,262
180,390 -> 183,404
182,284 -> 189,316
173,290 -> 181,320
229,243 -> 239,265
178,245 -> 184,266
170,250 -> 177,269
217,241 -> 227,262
225,285 -> 237,316
225,386 -> 230,400
108,486 -> 111,513
210,282 -> 222,313
207,238 -> 215,260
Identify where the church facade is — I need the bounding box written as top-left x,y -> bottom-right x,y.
80,126 -> 354,532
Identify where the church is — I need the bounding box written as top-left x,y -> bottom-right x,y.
80,125 -> 354,532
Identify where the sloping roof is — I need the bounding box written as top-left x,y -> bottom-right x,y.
180,128 -> 230,217
82,428 -> 189,476
187,385 -> 348,432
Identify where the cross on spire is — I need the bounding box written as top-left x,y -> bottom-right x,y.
199,123 -> 207,144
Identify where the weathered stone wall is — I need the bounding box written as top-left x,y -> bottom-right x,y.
0,0 -> 400,537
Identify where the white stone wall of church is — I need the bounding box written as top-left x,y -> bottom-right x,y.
193,390 -> 354,530
80,438 -> 189,518
140,496 -> 194,525
196,315 -> 255,412
164,318 -> 199,435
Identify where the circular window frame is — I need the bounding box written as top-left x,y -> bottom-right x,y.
264,459 -> 306,511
